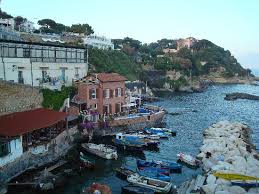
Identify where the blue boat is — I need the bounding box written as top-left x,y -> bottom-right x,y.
137,159 -> 182,173
144,128 -> 170,138
114,133 -> 146,151
231,180 -> 259,188
137,167 -> 171,182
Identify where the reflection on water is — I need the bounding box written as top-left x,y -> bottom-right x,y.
20,84 -> 259,194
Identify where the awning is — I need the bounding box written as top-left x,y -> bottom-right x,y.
0,108 -> 67,137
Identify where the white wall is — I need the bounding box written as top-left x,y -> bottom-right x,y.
0,136 -> 23,167
0,58 -> 88,87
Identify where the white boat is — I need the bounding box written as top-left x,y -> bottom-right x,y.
127,173 -> 172,193
177,153 -> 200,167
81,143 -> 118,160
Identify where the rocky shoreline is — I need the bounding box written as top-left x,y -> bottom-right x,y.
178,121 -> 259,194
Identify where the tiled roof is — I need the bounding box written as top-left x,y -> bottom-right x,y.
0,108 -> 67,137
97,73 -> 127,82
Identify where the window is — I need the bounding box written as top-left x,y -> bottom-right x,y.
42,70 -> 48,82
89,88 -> 97,99
23,48 -> 30,57
103,104 -> 111,114
115,103 -> 121,113
103,89 -> 110,98
90,104 -> 98,110
0,142 -> 10,157
117,88 -> 121,97
75,67 -> 79,78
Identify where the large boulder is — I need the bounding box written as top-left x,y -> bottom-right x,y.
202,184 -> 217,193
228,186 -> 246,194
206,174 -> 216,185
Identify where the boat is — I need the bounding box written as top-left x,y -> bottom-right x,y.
79,152 -> 95,169
127,173 -> 172,193
231,180 -> 259,188
213,172 -> 259,181
114,133 -> 146,151
177,153 -> 200,167
150,127 -> 176,136
81,143 -> 118,160
137,159 -> 182,173
144,128 -> 169,139
115,166 -> 135,180
121,185 -> 155,194
137,167 -> 171,182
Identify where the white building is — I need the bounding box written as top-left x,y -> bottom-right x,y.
19,20 -> 34,33
0,40 -> 88,89
0,18 -> 15,30
84,35 -> 114,50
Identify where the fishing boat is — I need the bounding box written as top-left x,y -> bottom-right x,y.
137,167 -> 171,182
79,152 -> 95,169
150,127 -> 176,136
137,159 -> 182,173
114,133 -> 146,151
231,180 -> 259,188
81,143 -> 118,160
121,185 -> 155,194
177,153 -> 200,167
144,128 -> 169,139
127,173 -> 172,193
115,166 -> 135,180
213,172 -> 259,181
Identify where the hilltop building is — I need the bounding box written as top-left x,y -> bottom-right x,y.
177,37 -> 198,50
0,39 -> 88,89
84,35 -> 114,50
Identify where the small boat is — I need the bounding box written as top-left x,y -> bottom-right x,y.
127,173 -> 172,193
137,167 -> 171,182
150,127 -> 176,136
231,180 -> 259,188
213,172 -> 259,181
114,133 -> 146,151
144,128 -> 169,139
177,153 -> 200,167
121,185 -> 154,194
81,143 -> 118,160
79,152 -> 95,169
137,159 -> 182,173
115,166 -> 135,180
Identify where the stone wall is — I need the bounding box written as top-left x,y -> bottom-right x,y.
0,127 -> 78,184
0,81 -> 43,116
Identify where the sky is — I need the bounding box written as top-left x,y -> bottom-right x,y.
1,0 -> 259,74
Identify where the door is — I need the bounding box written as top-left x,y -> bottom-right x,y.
61,69 -> 66,83
18,71 -> 24,84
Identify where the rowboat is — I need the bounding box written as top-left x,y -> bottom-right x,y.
115,166 -> 135,180
137,167 -> 171,182
127,173 -> 172,193
213,172 -> 259,181
144,128 -> 169,139
231,180 -> 259,188
121,185 -> 154,194
177,153 -> 200,167
137,159 -> 182,173
114,133 -> 146,151
150,128 -> 176,136
79,152 -> 95,169
81,143 -> 118,160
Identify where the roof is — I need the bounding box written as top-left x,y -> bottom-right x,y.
0,108 -> 67,137
97,73 -> 127,82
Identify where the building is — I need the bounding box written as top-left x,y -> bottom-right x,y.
0,108 -> 67,167
71,73 -> 127,122
177,37 -> 198,50
0,18 -> 15,30
0,39 -> 88,89
19,20 -> 34,33
0,26 -> 21,41
84,35 -> 114,50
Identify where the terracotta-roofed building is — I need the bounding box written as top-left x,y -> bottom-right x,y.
0,108 -> 67,167
71,73 -> 127,122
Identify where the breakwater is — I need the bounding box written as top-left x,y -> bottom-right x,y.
178,121 -> 259,194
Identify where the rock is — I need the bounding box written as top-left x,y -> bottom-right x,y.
41,182 -> 54,191
202,184 -> 217,193
228,186 -> 246,194
216,178 -> 231,186
224,92 -> 259,101
247,188 -> 259,194
206,174 -> 216,185
0,187 -> 7,194
215,191 -> 230,194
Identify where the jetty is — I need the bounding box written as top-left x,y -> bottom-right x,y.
178,121 -> 259,194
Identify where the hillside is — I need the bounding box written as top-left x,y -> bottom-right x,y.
88,48 -> 142,81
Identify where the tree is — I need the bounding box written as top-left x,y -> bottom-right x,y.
0,9 -> 13,19
14,16 -> 27,30
70,23 -> 94,35
38,19 -> 57,29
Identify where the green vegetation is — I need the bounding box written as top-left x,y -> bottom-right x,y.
41,86 -> 75,111
166,76 -> 188,90
89,48 -> 142,80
